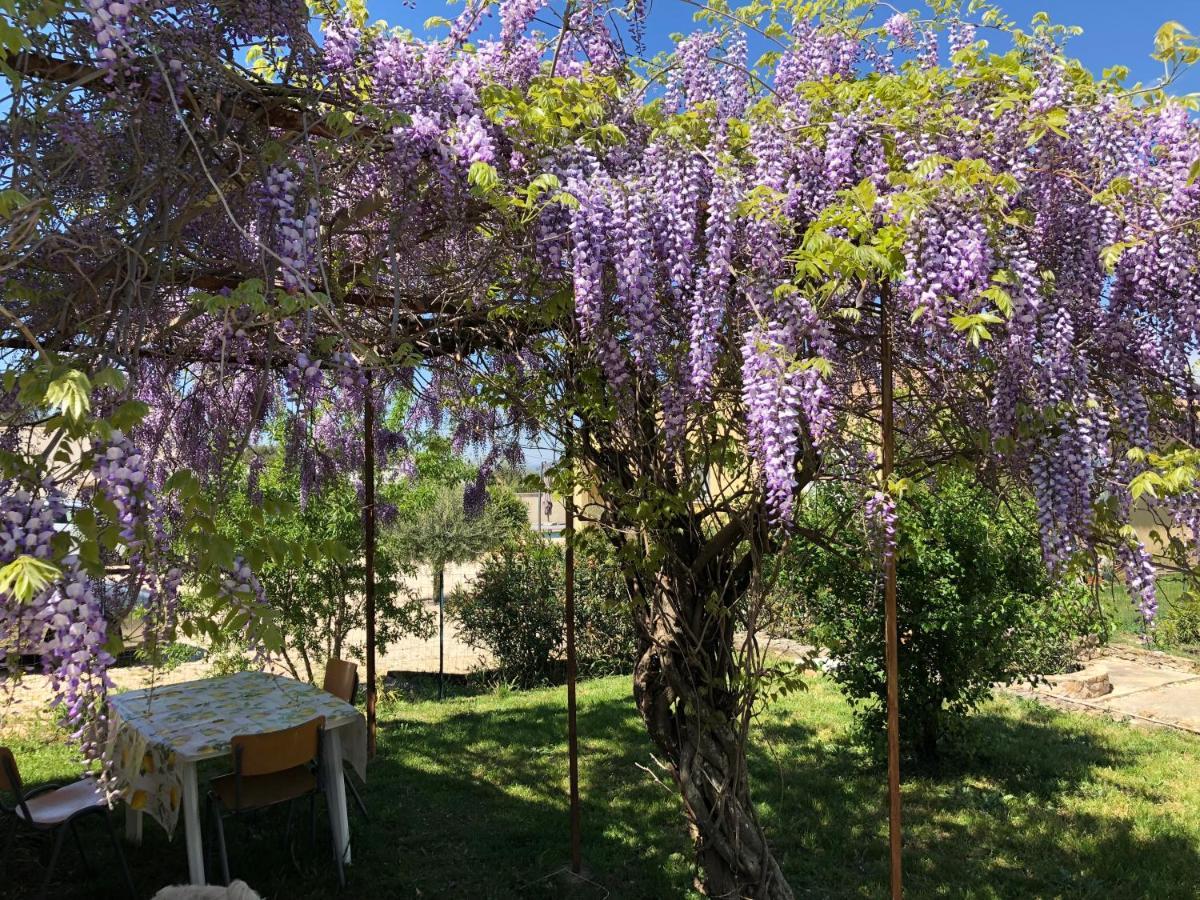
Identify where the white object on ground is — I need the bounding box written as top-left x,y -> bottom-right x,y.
152,879 -> 262,899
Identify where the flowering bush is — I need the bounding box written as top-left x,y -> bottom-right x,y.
776,474 -> 1103,761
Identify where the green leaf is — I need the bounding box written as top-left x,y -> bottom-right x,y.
1100,240 -> 1143,273
1153,20 -> 1193,62
1130,471 -> 1163,500
524,173 -> 561,205
0,555 -> 61,602
552,191 -> 580,210
103,631 -> 125,656
467,161 -> 500,193
1188,159 -> 1200,186
44,370 -> 91,422
73,507 -> 97,536
110,400 -> 149,430
92,368 -> 127,391
0,188 -> 31,218
164,469 -> 201,501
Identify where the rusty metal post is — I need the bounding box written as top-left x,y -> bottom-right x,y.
565,455 -> 581,874
880,292 -> 902,899
363,370 -> 377,759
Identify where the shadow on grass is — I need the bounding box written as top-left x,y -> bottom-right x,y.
759,699 -> 1200,899
6,682 -> 1200,899
369,690 -> 691,899
3,690 -> 683,899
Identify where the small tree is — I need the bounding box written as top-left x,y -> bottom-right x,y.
386,479 -> 527,696
213,451 -> 432,682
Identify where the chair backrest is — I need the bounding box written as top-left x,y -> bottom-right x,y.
323,658 -> 358,704
231,716 -> 324,778
0,747 -> 21,795
0,747 -> 29,819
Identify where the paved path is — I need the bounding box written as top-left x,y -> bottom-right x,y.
751,634 -> 1200,737
1010,647 -> 1200,735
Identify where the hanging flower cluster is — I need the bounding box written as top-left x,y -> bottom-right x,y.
84,0 -> 142,62
864,491 -> 898,564
41,558 -> 114,757
94,430 -> 148,549
260,167 -> 319,293
0,487 -> 113,756
218,556 -> 272,668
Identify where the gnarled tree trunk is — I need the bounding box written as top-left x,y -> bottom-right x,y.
570,344 -> 817,898
629,523 -> 794,900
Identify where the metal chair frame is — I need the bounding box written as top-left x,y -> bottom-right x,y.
205,717 -> 344,889
0,747 -> 136,900
322,660 -> 368,821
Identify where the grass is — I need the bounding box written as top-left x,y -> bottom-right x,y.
1100,575 -> 1200,660
4,674 -> 1200,899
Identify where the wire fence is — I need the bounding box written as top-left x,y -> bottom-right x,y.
374,562 -> 490,678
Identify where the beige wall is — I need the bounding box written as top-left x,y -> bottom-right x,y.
1130,501 -> 1194,564
516,491 -> 566,534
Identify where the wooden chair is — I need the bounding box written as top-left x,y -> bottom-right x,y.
321,659 -> 368,820
205,717 -> 344,888
322,659 -> 357,706
0,746 -> 136,900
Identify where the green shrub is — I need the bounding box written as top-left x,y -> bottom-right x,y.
450,533 -> 636,686
573,532 -> 639,677
452,537 -> 563,687
212,460 -> 431,683
778,473 -> 1102,762
1158,589 -> 1200,649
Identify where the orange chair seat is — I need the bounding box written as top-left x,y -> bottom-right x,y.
16,777 -> 105,826
210,765 -> 317,812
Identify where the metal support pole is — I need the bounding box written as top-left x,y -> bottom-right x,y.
437,568 -> 445,701
363,371 -> 377,759
880,293 -> 903,899
565,459 -> 581,874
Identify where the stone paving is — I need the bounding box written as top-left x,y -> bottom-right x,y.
1011,646 -> 1200,735
751,634 -> 1200,737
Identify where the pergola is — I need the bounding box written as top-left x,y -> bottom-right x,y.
5,36 -> 593,874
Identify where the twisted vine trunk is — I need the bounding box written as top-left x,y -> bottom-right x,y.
631,555 -> 794,900
573,363 -> 815,898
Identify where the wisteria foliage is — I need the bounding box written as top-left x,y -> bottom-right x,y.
2,0 -> 1200,765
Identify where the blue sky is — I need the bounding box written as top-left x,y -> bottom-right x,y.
368,0 -> 1200,94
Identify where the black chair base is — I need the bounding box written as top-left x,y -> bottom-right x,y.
11,807 -> 136,900
206,791 -> 345,890
344,768 -> 368,821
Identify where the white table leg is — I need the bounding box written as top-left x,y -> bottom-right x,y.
124,804 -> 143,845
180,760 -> 206,885
323,729 -> 352,866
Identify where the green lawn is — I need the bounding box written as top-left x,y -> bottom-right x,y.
4,674 -> 1200,899
1100,575 -> 1200,660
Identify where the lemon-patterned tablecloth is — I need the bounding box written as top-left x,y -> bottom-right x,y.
104,670 -> 367,837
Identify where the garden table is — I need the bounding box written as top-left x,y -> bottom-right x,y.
104,670 -> 367,885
